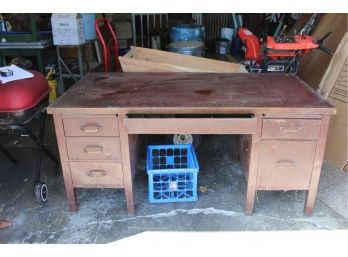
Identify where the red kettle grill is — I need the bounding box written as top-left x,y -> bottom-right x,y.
0,70 -> 59,203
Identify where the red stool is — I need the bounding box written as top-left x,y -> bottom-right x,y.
0,70 -> 59,203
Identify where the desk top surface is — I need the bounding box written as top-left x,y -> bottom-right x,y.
47,72 -> 335,115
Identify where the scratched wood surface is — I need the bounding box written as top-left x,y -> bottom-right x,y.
47,72 -> 335,115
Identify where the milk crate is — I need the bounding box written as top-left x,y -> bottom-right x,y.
146,144 -> 199,203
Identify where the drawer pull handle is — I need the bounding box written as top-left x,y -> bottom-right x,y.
86,169 -> 107,177
279,127 -> 302,133
80,124 -> 103,133
276,161 -> 297,169
84,145 -> 103,154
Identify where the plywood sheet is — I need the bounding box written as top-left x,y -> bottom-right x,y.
119,46 -> 247,73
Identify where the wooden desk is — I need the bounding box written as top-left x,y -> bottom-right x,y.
47,72 -> 335,215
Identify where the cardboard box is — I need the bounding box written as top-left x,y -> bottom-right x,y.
318,33 -> 348,172
325,99 -> 348,172
51,13 -> 85,45
298,14 -> 347,89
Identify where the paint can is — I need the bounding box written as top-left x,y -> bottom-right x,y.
168,41 -> 205,57
215,39 -> 231,56
170,24 -> 205,42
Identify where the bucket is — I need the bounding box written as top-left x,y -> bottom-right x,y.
170,24 -> 205,42
215,39 -> 231,56
221,27 -> 234,41
81,13 -> 96,40
168,41 -> 205,57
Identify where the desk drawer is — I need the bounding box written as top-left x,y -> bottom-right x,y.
66,137 -> 122,161
262,119 -> 321,139
257,140 -> 316,190
63,115 -> 119,137
69,162 -> 124,187
123,118 -> 257,134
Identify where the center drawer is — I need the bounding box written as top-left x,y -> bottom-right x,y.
123,117 -> 257,134
66,137 -> 122,161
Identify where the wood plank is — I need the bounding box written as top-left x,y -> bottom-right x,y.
53,114 -> 77,211
47,72 -> 335,115
123,118 -> 257,134
120,46 -> 247,73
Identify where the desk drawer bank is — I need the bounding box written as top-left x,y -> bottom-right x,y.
47,72 -> 335,215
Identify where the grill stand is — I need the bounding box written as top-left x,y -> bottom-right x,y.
0,111 -> 59,203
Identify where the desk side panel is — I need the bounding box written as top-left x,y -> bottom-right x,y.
53,114 -> 77,211
304,114 -> 331,215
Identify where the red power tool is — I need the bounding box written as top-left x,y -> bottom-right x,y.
238,28 -> 333,73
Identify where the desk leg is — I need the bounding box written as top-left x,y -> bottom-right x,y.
53,114 -> 77,211
232,135 -> 240,161
245,115 -> 262,215
118,114 -> 135,214
304,115 -> 330,216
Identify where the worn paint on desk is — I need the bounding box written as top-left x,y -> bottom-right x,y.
47,73 -> 335,115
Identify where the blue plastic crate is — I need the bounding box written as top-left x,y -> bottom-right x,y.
147,144 -> 199,203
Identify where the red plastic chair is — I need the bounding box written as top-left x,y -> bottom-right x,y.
95,18 -> 120,72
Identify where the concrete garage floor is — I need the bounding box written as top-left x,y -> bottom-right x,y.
0,117 -> 347,243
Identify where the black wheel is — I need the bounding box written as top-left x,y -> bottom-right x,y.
172,134 -> 202,149
34,182 -> 48,203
